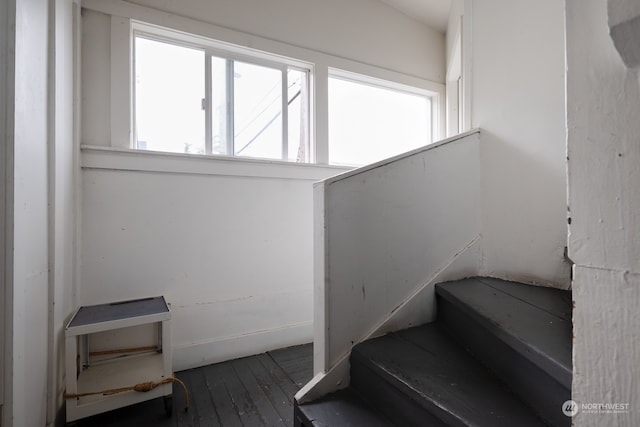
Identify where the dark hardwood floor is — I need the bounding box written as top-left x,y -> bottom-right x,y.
74,343 -> 313,427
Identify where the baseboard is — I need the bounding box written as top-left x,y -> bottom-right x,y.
172,322 -> 313,371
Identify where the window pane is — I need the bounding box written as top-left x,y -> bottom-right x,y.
233,61 -> 282,160
328,77 -> 432,166
287,69 -> 309,162
211,56 -> 228,155
135,37 -> 205,154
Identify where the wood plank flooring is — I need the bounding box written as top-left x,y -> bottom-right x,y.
74,343 -> 313,427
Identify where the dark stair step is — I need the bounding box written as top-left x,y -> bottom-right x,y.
436,277 -> 572,426
351,323 -> 546,427
294,388 -> 397,427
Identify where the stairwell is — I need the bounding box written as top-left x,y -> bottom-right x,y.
294,277 -> 572,426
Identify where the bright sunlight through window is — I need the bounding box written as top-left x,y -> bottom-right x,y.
135,38 -> 205,154
133,27 -> 435,167
134,35 -> 310,162
328,75 -> 432,166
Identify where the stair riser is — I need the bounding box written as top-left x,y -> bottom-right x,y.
438,295 -> 571,427
293,405 -> 310,427
351,355 -> 451,427
294,388 -> 398,427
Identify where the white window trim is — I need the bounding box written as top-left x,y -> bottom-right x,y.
80,144 -> 351,181
131,22 -> 313,162
132,21 -> 312,71
91,0 -> 444,168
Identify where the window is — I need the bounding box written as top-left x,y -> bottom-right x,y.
130,23 -> 439,167
135,38 -> 205,154
134,32 -> 310,162
328,73 -> 432,166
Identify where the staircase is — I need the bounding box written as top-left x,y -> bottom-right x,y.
294,277 -> 572,426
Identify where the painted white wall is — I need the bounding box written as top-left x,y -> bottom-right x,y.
323,131 -> 480,366
297,130 -> 481,403
80,8 -> 110,147
80,150 -> 347,369
446,0 -> 463,65
49,0 -> 78,422
11,0 -> 50,425
78,0 -> 445,370
128,0 -> 445,83
607,0 -> 640,69
0,0 -> 10,419
567,0 -> 640,425
445,0 -> 472,136
607,0 -> 640,27
470,0 -> 570,288
2,1 -> 77,424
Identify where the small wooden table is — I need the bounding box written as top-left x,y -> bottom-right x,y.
65,296 -> 172,422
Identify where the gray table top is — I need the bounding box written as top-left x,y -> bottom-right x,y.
67,296 -> 168,329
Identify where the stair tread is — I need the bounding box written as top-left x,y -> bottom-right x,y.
476,277 -> 572,321
352,324 -> 546,427
296,388 -> 397,427
436,277 -> 572,387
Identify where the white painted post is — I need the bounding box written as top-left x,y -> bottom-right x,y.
313,182 -> 328,375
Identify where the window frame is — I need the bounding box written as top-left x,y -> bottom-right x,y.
104,14 -> 445,169
131,22 -> 313,162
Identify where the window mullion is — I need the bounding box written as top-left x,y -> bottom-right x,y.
226,59 -> 234,156
301,71 -> 310,163
282,69 -> 288,161
204,53 -> 213,155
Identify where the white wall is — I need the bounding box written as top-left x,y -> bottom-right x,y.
446,0 -> 464,66
297,130 -> 481,403
11,0 -> 50,425
79,0 -> 446,370
80,8 -> 110,147
2,1 -> 77,424
49,0 -> 78,422
608,0 -> 640,26
81,150 -> 347,369
445,0 -> 473,136
128,0 -> 445,83
322,133 -> 480,365
567,0 -> 640,425
470,0 -> 570,288
0,0 -> 10,419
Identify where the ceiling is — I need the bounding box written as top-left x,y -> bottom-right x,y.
379,0 -> 451,33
